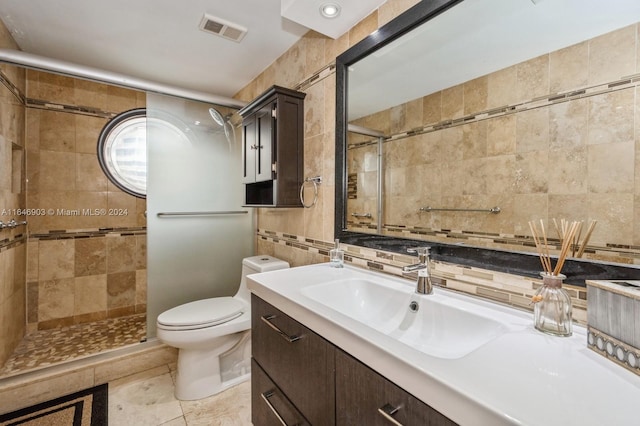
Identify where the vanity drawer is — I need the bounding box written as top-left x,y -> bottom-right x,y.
252,359 -> 310,426
252,294 -> 335,425
336,349 -> 457,426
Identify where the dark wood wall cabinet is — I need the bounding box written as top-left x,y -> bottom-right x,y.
251,295 -> 457,425
238,86 -> 306,207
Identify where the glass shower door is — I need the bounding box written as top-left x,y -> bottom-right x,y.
146,93 -> 253,338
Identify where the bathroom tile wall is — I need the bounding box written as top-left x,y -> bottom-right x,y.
24,70 -> 147,332
235,0 -> 421,246
234,1 -> 635,315
0,18 -> 27,368
255,230 -> 588,324
347,23 -> 640,265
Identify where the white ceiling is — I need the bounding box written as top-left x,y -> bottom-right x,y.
0,0 -> 383,100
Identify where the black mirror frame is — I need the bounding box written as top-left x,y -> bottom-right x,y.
334,0 -> 639,286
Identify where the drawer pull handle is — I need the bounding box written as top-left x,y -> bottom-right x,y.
378,403 -> 404,426
261,315 -> 303,343
262,390 -> 303,426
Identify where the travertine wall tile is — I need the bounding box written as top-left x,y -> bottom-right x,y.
588,88 -> 634,146
24,71 -> 147,330
516,54 -> 549,102
464,76 -> 488,115
589,24 -> 636,86
588,141 -> 634,194
74,274 -> 107,316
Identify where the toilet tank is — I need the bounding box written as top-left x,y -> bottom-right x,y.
243,255 -> 290,273
236,255 -> 289,303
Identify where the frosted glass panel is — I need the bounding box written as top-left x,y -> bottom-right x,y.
146,93 -> 253,337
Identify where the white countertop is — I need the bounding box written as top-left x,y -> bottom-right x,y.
247,263 -> 640,426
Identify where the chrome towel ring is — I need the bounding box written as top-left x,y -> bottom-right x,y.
300,176 -> 322,208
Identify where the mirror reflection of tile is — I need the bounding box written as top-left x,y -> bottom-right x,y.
347,23 -> 640,265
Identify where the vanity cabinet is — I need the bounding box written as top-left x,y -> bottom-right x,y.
252,294 -> 335,425
251,359 -> 310,426
251,295 -> 457,426
335,350 -> 456,426
238,85 -> 305,207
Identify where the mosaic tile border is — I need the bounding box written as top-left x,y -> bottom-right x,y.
295,62 -> 336,92
257,228 -> 588,324
26,98 -> 118,119
0,68 -> 25,104
29,226 -> 147,241
347,72 -> 640,148
347,222 -> 640,266
587,326 -> 640,376
0,233 -> 26,252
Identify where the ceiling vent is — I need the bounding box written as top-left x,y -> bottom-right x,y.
199,14 -> 247,43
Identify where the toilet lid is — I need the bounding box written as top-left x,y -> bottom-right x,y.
157,297 -> 245,329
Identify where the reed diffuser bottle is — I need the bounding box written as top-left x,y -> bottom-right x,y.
533,273 -> 572,336
528,219 -> 581,337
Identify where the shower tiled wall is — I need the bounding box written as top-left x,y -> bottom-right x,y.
347,23 -> 640,265
0,19 -> 27,368
25,70 -> 147,332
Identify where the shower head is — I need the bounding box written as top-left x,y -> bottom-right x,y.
209,107 -> 225,126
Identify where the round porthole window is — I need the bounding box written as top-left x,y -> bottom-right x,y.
98,108 -> 147,198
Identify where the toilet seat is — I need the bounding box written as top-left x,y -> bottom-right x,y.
157,297 -> 245,331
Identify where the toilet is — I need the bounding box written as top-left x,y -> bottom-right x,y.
156,255 -> 289,400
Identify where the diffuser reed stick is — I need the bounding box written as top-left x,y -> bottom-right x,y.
576,220 -> 597,258
529,219 -> 580,276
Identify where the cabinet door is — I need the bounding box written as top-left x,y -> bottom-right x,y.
252,295 -> 335,425
252,359 -> 310,426
242,114 -> 257,184
255,106 -> 273,182
336,350 -> 457,426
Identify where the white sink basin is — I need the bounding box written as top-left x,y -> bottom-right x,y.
301,277 -> 512,359
248,263 -> 640,426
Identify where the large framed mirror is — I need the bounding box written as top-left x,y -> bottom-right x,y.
335,0 -> 640,284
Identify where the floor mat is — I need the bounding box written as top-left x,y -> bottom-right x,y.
0,383 -> 108,426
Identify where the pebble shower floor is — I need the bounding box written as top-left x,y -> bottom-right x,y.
0,314 -> 146,377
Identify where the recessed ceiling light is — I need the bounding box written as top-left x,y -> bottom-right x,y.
320,2 -> 341,19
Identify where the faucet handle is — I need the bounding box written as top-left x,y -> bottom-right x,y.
407,247 -> 430,255
407,247 -> 430,262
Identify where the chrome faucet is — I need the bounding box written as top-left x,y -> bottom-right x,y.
402,247 -> 433,295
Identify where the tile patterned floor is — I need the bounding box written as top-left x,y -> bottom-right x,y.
109,365 -> 251,425
0,314 -> 146,377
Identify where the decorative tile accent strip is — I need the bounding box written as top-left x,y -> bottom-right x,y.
256,229 -> 588,324
26,98 -> 118,119
295,63 -> 336,92
347,173 -> 357,199
588,326 -> 640,376
0,233 -> 26,252
347,73 -> 640,148
0,69 -> 25,104
29,227 -> 147,241
346,222 -> 640,265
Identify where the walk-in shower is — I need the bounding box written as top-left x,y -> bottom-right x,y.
0,51 -> 251,379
